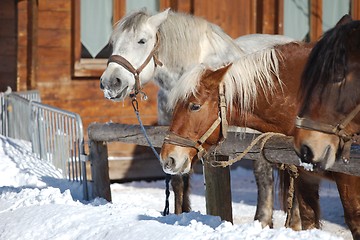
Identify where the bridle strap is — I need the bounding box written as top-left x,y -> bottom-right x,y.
296,103 -> 360,162
163,82 -> 228,159
107,32 -> 163,95
296,102 -> 360,139
295,117 -> 343,136
338,103 -> 360,130
164,116 -> 221,158
219,82 -> 228,140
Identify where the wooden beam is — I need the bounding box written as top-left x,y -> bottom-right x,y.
352,0 -> 360,20
160,0 -> 193,13
256,0 -> 282,34
310,0 -> 323,41
27,0 -> 38,90
88,123 -> 360,176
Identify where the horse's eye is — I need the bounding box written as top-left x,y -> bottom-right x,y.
138,38 -> 146,44
189,103 -> 201,112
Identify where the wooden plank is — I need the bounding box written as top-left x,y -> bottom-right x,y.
36,64 -> 71,82
27,0 -> 38,90
37,11 -> 71,30
107,154 -> 166,181
0,73 -> 17,92
37,29 -> 71,48
0,19 -> 16,36
0,55 -> 16,72
310,0 -> 323,41
87,123 -> 360,176
0,37 -> 17,56
352,0 -> 360,20
37,47 -> 71,66
38,0 -> 71,11
256,0 -> 282,34
0,0 -> 16,19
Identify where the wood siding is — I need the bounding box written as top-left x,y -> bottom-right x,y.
3,0 -> 359,162
0,0 -> 17,92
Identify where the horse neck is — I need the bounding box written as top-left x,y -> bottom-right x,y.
226,42 -> 313,136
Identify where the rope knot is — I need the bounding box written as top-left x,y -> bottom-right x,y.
211,132 -> 286,168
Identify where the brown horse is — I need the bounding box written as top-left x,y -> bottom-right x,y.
294,15 -> 360,240
159,15 -> 360,239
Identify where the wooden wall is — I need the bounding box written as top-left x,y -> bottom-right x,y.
5,0 -> 357,161
15,0 -> 263,144
0,0 -> 17,92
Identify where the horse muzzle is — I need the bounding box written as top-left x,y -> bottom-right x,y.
160,145 -> 194,175
294,129 -> 339,170
102,86 -> 130,101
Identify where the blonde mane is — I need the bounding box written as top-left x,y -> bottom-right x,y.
167,45 -> 286,116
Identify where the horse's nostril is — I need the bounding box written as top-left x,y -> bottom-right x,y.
300,144 -> 314,164
100,81 -> 104,90
165,157 -> 176,169
116,77 -> 121,84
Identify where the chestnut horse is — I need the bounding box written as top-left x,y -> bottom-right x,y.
160,16 -> 360,239
294,15 -> 360,239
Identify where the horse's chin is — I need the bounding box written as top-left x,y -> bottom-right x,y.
163,163 -> 191,175
162,157 -> 192,175
103,86 -> 130,101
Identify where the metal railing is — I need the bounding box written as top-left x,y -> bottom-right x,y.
7,94 -> 32,141
0,89 -> 40,138
0,90 -> 88,200
16,89 -> 41,102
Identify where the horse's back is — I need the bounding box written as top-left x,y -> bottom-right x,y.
235,34 -> 295,53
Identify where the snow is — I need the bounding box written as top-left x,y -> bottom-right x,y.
0,134 -> 352,240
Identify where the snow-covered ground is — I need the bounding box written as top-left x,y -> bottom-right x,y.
0,134 -> 352,239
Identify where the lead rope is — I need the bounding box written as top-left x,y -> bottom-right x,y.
130,94 -> 171,216
280,164 -> 299,228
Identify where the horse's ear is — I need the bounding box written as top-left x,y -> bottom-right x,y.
147,8 -> 170,30
203,63 -> 232,89
335,14 -> 353,27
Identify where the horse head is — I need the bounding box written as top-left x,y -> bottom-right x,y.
100,9 -> 169,101
294,17 -> 360,170
160,64 -> 231,174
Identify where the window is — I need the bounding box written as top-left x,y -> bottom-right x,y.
73,0 -> 123,77
72,0 -> 160,78
283,0 -> 351,42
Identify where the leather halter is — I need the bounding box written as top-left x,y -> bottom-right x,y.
295,103 -> 360,161
107,33 -> 163,95
163,83 -> 228,159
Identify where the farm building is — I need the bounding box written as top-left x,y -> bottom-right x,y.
1,0 -> 359,181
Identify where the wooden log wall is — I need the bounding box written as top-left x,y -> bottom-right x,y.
7,0 -> 360,178
0,0 -> 17,92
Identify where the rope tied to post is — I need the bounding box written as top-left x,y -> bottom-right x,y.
211,132 -> 286,167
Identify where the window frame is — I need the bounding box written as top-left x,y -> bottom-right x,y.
72,0 -> 125,78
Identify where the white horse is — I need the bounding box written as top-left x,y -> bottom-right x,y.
100,8 -> 294,228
